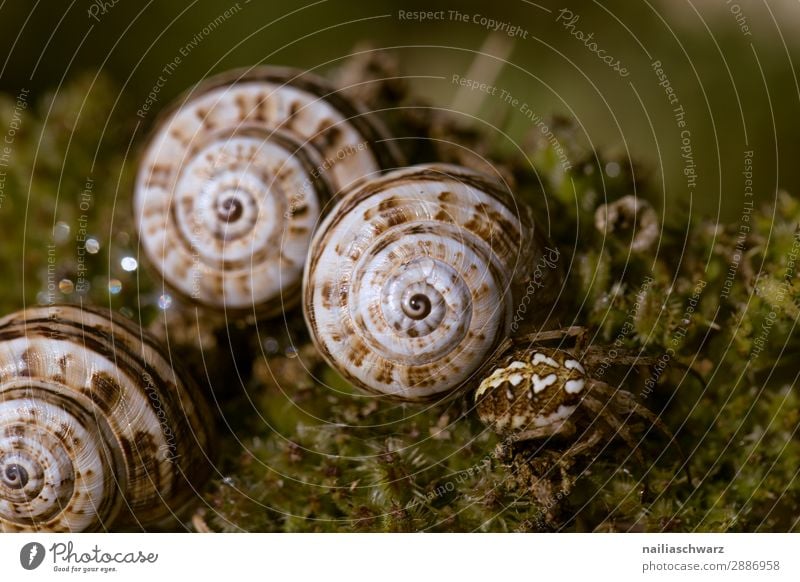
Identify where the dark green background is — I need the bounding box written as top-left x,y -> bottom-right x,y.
0,0 -> 798,219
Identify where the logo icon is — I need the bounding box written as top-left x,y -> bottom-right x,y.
20,542 -> 46,570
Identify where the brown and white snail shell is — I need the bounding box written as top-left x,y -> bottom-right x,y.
134,66 -> 402,318
303,164 -> 563,402
0,305 -> 214,532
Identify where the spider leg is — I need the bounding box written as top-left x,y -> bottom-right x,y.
581,389 -> 648,467
592,381 -> 694,487
582,346 -> 659,367
559,425 -> 603,459
512,418 -> 577,443
511,325 -> 586,345
582,347 -> 708,390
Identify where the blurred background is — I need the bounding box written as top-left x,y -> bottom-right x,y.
0,0 -> 798,221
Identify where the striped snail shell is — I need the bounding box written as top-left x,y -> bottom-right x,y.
134,66 -> 402,318
0,305 -> 214,532
303,164 -> 562,402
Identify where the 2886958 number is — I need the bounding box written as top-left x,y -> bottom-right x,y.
729,560 -> 780,571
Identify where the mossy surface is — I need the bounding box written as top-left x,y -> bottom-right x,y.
1,59 -> 798,532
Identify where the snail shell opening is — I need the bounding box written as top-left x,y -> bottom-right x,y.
0,305 -> 214,532
303,164 -> 561,402
134,66 -> 402,318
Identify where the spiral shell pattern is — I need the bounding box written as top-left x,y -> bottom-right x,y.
303,164 -> 559,401
135,66 -> 401,317
0,305 -> 213,532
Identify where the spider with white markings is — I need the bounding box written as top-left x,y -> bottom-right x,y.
474,326 -> 692,481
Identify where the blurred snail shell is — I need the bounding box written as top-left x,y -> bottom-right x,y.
475,346 -> 586,435
135,66 -> 402,318
303,164 -> 562,402
0,305 -> 214,532
594,195 -> 659,253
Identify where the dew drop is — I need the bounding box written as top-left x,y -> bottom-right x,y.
85,238 -> 100,254
59,279 -> 74,294
121,256 -> 138,272
605,162 -> 621,178
262,337 -> 279,355
157,294 -> 173,310
108,278 -> 122,294
53,221 -> 71,244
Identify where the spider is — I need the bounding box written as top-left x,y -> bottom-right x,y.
473,326 -> 692,483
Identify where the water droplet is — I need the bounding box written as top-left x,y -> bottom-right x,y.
53,221 -> 71,244
120,307 -> 134,319
59,279 -> 74,294
223,476 -> 235,486
605,162 -> 621,178
108,278 -> 122,294
85,238 -> 100,254
158,294 -> 173,310
681,318 -> 690,326
121,256 -> 138,272
262,338 -> 279,355
285,345 -> 298,358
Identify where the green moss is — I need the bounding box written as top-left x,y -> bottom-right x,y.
2,61 -> 798,532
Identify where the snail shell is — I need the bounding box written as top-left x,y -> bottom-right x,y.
303,164 -> 562,402
594,195 -> 659,253
475,347 -> 586,435
0,305 -> 214,532
134,66 -> 402,318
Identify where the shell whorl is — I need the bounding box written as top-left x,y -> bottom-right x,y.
134,66 -> 402,317
303,164 -> 559,402
0,305 -> 213,532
